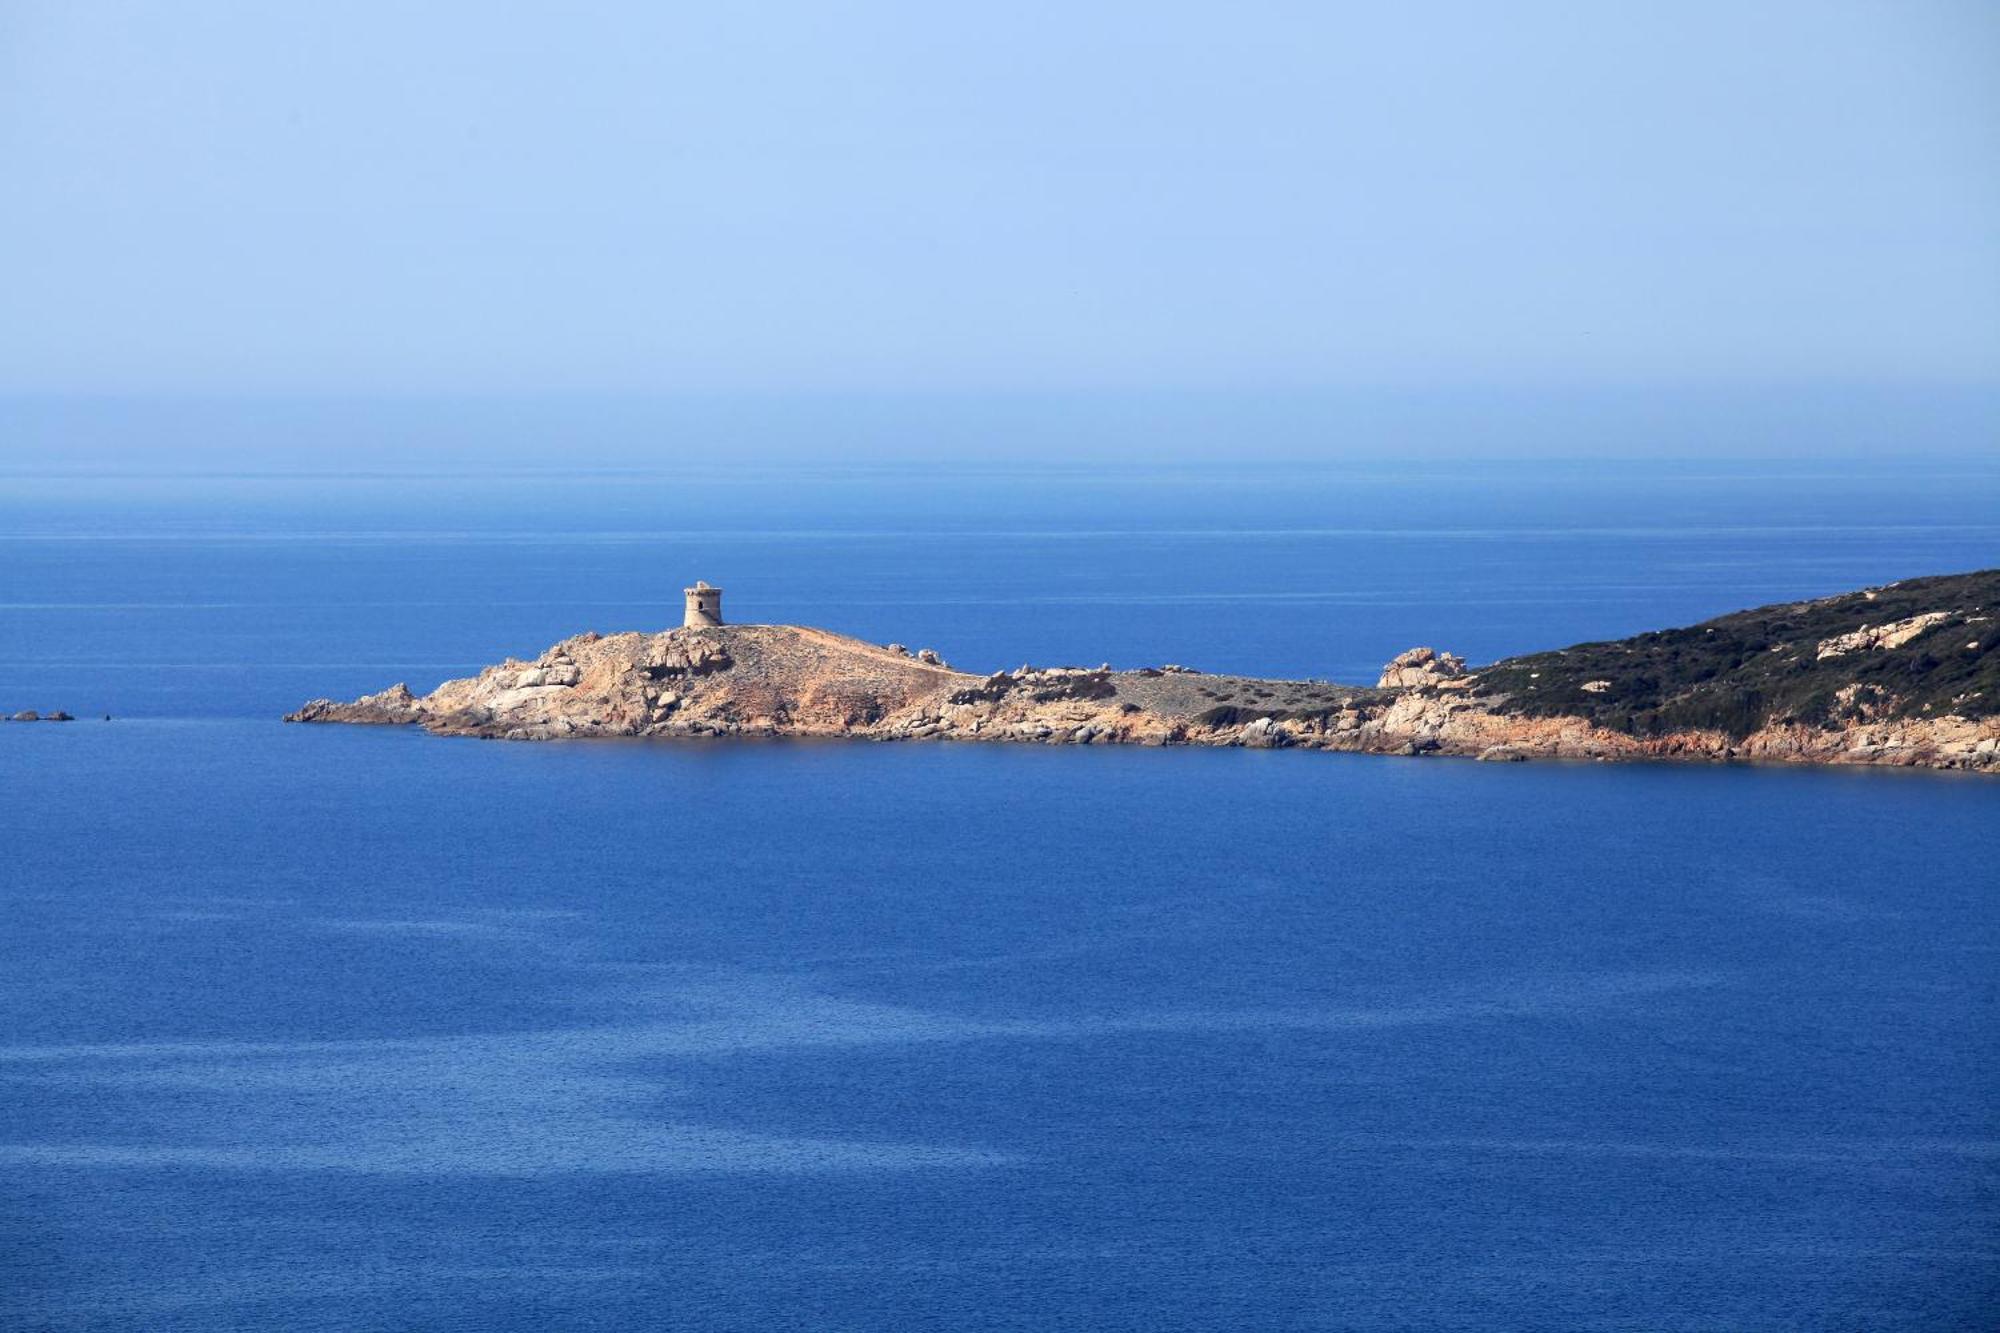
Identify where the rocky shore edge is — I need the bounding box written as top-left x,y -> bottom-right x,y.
288,572 -> 1998,774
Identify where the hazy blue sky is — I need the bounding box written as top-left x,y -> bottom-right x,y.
1,2 -> 1996,464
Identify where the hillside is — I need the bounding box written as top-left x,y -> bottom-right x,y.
1472,569 -> 1999,738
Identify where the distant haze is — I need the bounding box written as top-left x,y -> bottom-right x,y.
1,2 -> 1995,462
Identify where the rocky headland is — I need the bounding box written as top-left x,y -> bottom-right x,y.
288,570 -> 2000,773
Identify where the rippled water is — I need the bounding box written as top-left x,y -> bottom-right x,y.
2,461 -> 1997,1329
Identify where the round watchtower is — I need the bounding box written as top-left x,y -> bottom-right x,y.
683,581 -> 723,628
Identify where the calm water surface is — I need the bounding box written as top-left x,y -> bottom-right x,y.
2,461 -> 1996,1330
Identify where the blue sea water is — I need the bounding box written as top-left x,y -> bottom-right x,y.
2,459 -> 1997,1331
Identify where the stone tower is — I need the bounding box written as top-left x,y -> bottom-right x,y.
683,581 -> 723,628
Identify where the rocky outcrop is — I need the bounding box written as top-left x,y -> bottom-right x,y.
5,710 -> 73,722
288,571 -> 2000,773
289,626 -> 965,742
1375,647 -> 1468,689
288,683 -> 423,726
1815,612 -> 1952,659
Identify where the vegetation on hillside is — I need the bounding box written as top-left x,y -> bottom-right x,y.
1471,570 -> 1999,739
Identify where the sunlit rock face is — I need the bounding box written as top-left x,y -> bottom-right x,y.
1375,647 -> 1469,690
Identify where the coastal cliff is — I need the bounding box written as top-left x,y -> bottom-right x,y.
288,570 -> 2000,772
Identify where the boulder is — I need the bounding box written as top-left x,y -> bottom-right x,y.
1239,716 -> 1291,748
511,664 -> 580,688
1377,647 -> 1469,690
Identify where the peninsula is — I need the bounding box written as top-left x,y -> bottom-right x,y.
289,571 -> 2000,773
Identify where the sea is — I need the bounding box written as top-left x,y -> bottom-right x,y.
2,458 -> 1997,1331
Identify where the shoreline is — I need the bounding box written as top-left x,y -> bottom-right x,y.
288,571 -> 1999,775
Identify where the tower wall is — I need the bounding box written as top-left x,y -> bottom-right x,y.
683,584 -> 723,628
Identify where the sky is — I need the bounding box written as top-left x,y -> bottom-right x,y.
1,1 -> 1996,459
